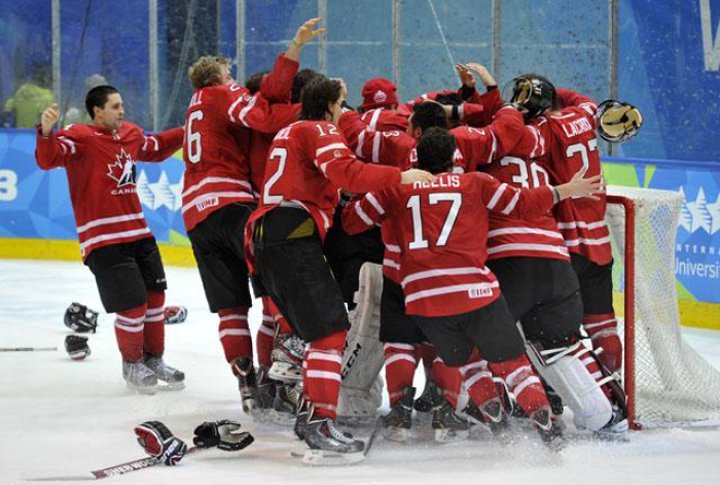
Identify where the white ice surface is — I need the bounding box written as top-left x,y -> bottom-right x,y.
1,259 -> 719,484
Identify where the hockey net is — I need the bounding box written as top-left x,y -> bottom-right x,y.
606,185 -> 720,429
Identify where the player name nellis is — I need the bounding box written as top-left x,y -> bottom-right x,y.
413,175 -> 461,189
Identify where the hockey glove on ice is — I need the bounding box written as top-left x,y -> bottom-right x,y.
193,420 -> 255,451
133,421 -> 187,465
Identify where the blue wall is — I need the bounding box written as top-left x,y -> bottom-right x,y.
2,1 -> 719,162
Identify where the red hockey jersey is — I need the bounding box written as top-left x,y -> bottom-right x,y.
247,120 -> 402,248
343,171 -> 556,317
532,89 -> 611,265
482,156 -> 569,261
181,68 -> 299,231
35,122 -> 183,259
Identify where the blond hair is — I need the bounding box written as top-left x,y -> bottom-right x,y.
188,56 -> 231,89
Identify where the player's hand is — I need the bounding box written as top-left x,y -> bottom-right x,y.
293,17 -> 325,47
455,64 -> 476,89
555,169 -> 605,201
41,103 -> 60,136
400,169 -> 435,185
466,63 -> 497,88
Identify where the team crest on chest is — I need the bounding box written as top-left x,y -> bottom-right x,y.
107,149 -> 137,189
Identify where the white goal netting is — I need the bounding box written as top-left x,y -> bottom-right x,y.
606,185 -> 720,428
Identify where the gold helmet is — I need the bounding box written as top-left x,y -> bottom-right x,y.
597,100 -> 643,143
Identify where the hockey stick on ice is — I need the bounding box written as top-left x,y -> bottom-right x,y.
24,446 -> 201,481
1,346 -> 58,352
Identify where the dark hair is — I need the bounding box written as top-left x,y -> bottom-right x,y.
411,101 -> 448,132
433,92 -> 463,106
244,70 -> 268,94
292,69 -> 321,104
85,85 -> 119,119
300,76 -> 341,121
416,127 -> 456,174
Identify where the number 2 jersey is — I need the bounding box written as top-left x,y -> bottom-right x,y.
532,89 -> 611,265
343,171 -> 556,317
181,54 -> 300,232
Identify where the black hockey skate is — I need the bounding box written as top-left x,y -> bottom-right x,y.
232,357 -> 258,414
256,366 -> 276,409
122,360 -> 158,395
270,382 -> 301,426
414,380 -> 436,413
144,354 -> 185,390
292,400 -> 365,465
464,398 -> 514,445
382,387 -> 414,443
530,407 -> 566,451
431,387 -> 470,443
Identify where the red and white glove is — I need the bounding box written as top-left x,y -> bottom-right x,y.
133,421 -> 187,466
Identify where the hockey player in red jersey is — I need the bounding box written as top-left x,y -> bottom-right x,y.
35,86 -> 184,394
342,127 -> 604,448
508,75 -> 623,376
181,18 -> 321,417
246,76 -> 434,458
480,141 -> 627,433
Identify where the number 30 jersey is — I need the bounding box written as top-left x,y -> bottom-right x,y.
344,171 -> 556,317
532,89 -> 611,265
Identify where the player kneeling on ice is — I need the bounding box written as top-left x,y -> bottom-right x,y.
246,76 -> 435,463
342,126 -> 604,450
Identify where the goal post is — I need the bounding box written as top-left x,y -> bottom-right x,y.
606,185 -> 720,429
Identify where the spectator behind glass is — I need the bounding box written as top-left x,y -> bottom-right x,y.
3,62 -> 53,128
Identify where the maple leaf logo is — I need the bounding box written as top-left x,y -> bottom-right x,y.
106,149 -> 137,187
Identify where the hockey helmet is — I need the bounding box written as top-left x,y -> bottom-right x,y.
503,74 -> 557,120
596,99 -> 643,143
64,302 -> 99,333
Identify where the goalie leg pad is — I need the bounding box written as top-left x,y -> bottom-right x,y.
337,263 -> 385,420
527,342 -> 612,431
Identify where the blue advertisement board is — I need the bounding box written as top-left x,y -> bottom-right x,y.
0,129 -> 188,246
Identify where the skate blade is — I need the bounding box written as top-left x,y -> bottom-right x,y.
296,449 -> 366,466
156,381 -> 185,391
433,428 -> 469,443
126,383 -> 157,395
268,363 -> 302,383
336,415 -> 378,428
382,427 -> 410,443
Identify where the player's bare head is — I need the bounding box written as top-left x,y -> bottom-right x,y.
300,76 -> 344,121
188,56 -> 232,89
86,86 -> 123,130
245,70 -> 268,94
407,101 -> 448,138
85,85 -> 120,120
416,127 -> 456,174
504,73 -> 557,121
292,69 -> 321,104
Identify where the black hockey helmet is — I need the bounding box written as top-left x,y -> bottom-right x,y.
596,99 -> 643,143
64,335 -> 91,360
64,302 -> 99,333
503,74 -> 557,121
